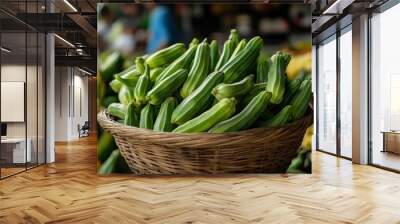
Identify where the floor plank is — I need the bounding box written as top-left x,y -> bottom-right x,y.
0,135 -> 399,224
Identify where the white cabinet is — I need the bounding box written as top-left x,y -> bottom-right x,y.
1,138 -> 32,163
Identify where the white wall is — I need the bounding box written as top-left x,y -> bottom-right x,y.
72,73 -> 89,138
54,66 -> 89,141
55,66 -> 69,141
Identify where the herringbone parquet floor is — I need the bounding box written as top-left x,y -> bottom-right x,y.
0,135 -> 399,224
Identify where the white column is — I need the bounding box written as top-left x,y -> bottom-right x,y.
352,14 -> 369,164
45,1 -> 55,163
46,33 -> 55,163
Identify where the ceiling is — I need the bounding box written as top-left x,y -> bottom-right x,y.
311,0 -> 389,40
0,0 -> 98,73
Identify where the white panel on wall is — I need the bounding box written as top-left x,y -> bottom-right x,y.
1,82 -> 25,122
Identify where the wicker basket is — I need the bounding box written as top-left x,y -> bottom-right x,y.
98,109 -> 313,174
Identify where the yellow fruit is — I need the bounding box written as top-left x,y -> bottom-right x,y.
301,125 -> 313,150
305,124 -> 313,136
302,136 -> 312,151
286,52 -> 311,80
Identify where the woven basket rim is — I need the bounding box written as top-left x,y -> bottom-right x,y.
97,109 -> 313,137
97,108 -> 313,174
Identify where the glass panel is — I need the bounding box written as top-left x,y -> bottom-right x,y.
339,27 -> 352,158
26,0 -> 38,169
38,32 -> 45,165
27,31 -> 38,169
371,4 -> 400,171
37,0 -> 46,166
1,31 -> 27,177
317,35 -> 337,154
0,0 -> 46,178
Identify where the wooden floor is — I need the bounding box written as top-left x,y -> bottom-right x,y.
0,135 -> 400,224
1,163 -> 42,178
1,167 -> 26,178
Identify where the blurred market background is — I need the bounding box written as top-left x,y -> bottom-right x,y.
97,4 -> 312,174
98,4 -> 311,58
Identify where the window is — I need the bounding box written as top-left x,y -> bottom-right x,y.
370,3 -> 400,171
0,1 -> 47,179
317,35 -> 337,154
339,26 -> 352,158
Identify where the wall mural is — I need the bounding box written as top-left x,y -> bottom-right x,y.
96,3 -> 313,175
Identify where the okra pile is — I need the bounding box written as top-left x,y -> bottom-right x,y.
105,29 -> 312,133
